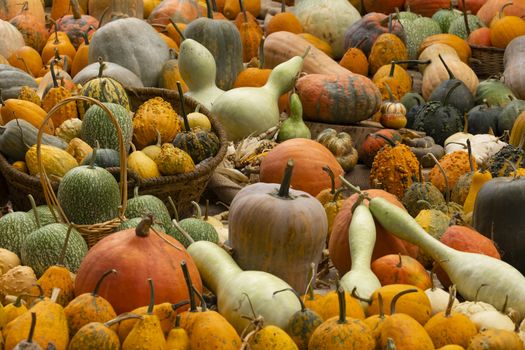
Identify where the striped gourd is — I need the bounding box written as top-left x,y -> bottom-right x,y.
0,212 -> 37,256
78,59 -> 131,117
20,223 -> 88,277
124,187 -> 172,231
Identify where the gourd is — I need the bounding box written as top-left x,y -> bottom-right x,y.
241,315 -> 298,350
403,16 -> 443,60
467,328 -> 525,350
379,83 -> 407,130
0,247 -> 20,275
159,48 -> 187,91
0,209 -> 37,257
235,0 -> 262,63
469,295 -> 515,331
169,202 -> 219,247
266,1 -> 302,35
11,312 -> 41,349
81,142 -> 120,168
177,38 -> 225,111
425,272 -> 459,316
66,137 -> 92,164
186,238 -> 301,333
307,283 -> 375,349
88,18 -> 170,87
155,143 -> 195,175
147,0 -> 200,26
316,128 -> 358,172
187,105 -> 211,131
503,36 -> 525,100
475,78 -> 516,107
124,187 -> 172,230
73,61 -> 144,88
128,144 -> 161,179
4,294 -> 28,325
0,19 -> 25,58
8,46 -> 44,78
63,269 -> 117,337
277,92 -> 311,142
229,160 -> 327,293
0,265 -> 37,301
211,54 -> 304,141
339,203 -> 381,311
71,31 -> 90,78
402,166 -> 446,217
358,129 -> 402,168
1,98 -> 54,135
353,182 -> 525,319
117,302 -> 178,341
74,216 -> 203,315
25,144 -> 78,178
41,61 -> 78,128
0,64 -> 38,100
165,315 -> 190,349
368,20 -> 408,75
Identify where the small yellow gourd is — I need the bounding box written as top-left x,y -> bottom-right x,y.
4,295 -> 28,325
122,279 -> 166,350
155,144 -> 195,175
462,170 -> 492,213
11,161 -> 28,173
128,144 -> 161,179
323,188 -> 345,241
141,130 -> 163,161
25,144 -> 78,178
117,302 -> 178,342
65,137 -> 93,164
187,105 -> 212,132
166,314 -> 190,350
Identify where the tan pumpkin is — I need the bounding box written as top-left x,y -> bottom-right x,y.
0,19 -> 25,58
418,34 -> 472,63
418,43 -> 460,73
422,56 -> 479,100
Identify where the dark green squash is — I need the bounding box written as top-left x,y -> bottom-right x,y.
405,99 -> 425,130
80,102 -> 133,152
428,55 -> 475,115
487,144 -> 525,177
400,92 -> 425,112
183,3 -> 243,90
466,102 -> 501,135
496,98 -> 525,136
171,82 -> 220,163
124,187 -> 172,231
413,81 -> 464,145
27,205 -> 59,227
80,148 -> 120,168
20,223 -> 88,277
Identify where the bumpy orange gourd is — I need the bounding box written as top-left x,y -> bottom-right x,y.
428,151 -> 477,194
235,0 -> 263,62
41,60 -> 78,126
369,33 -> 408,75
37,263 -> 75,308
379,304 -> 434,349
18,86 -> 41,105
467,328 -> 525,349
340,46 -> 369,76
373,62 -> 413,101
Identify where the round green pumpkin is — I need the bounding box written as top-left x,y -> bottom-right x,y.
167,218 -> 219,248
27,205 -> 60,227
20,223 -> 88,277
57,165 -> 121,225
0,212 -> 37,257
124,187 -> 172,230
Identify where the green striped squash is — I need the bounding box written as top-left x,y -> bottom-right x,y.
57,165 -> 121,225
78,76 -> 131,117
27,205 -> 60,227
0,212 -> 37,256
80,102 -> 133,152
20,223 -> 88,277
172,129 -> 220,164
167,219 -> 218,248
124,187 -> 172,230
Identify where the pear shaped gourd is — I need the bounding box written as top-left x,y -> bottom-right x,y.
277,93 -> 311,142
211,55 -> 304,141
178,38 -> 225,111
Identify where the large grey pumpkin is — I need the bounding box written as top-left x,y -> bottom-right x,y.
0,19 -> 24,58
88,18 -> 170,87
0,64 -> 38,100
73,61 -> 144,88
184,16 -> 243,91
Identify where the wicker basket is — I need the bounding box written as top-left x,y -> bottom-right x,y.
0,87 -> 228,221
469,45 -> 505,79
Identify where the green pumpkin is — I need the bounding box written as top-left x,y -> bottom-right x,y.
0,212 -> 37,256
432,8 -> 463,32
57,165 -> 121,225
117,217 -> 165,232
172,125 -> 220,164
466,103 -> 501,135
80,102 -> 133,152
400,92 -> 425,112
403,17 -> 442,59
448,14 -> 485,39
184,10 -> 243,90
167,218 -> 219,248
20,223 -> 88,277
81,148 -> 120,168
27,205 -> 60,227
475,79 -> 516,107
496,98 -> 525,136
124,187 -> 172,230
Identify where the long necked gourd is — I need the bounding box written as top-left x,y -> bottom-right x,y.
178,38 -> 225,111
364,191 -> 525,317
211,54 -> 304,141
340,203 -> 381,311
185,240 -> 301,334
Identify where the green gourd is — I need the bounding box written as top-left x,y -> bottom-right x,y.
211,54 -> 305,141
277,93 -> 311,142
124,187 -> 172,231
168,201 -> 218,247
178,38 -> 225,111
0,210 -> 37,257
340,203 -> 381,311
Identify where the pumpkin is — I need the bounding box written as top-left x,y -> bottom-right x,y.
159,49 -> 188,91
72,61 -> 144,88
369,142 -> 420,199
266,1 -> 302,35
71,31 -> 90,78
468,27 -> 492,46
328,190 -> 415,275
295,73 -> 381,125
316,128 -> 358,172
418,34 -> 472,63
229,160 -> 327,292
372,62 -> 413,101
74,216 -> 203,315
380,83 -> 408,130
402,170 -> 446,218
358,129 -> 402,168
339,45 -> 369,76
236,5 -> 262,63
0,0 -> 45,23
490,4 -> 525,48
372,254 -> 432,290
477,0 -> 525,25
55,0 -> 98,49
467,328 -> 525,349
0,19 -> 25,59
369,30 -> 409,76
343,12 -> 406,57
7,46 -> 43,78
41,28 -> 77,65
8,2 -> 48,53
259,138 -> 344,197
223,0 -> 259,19
148,0 -> 201,25
88,18 -> 170,87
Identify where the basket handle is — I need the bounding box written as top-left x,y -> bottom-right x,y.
36,96 -> 128,225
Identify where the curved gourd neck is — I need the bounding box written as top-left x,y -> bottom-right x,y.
263,56 -> 303,98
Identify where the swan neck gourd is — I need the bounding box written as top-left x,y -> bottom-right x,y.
263,55 -> 303,98
347,204 -> 375,270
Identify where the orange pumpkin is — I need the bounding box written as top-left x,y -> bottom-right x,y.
74,217 -> 203,315
489,3 -> 525,48
148,0 -> 202,26
259,138 -> 344,197
266,1 -> 302,35
7,45 -> 43,77
8,1 -> 49,52
371,254 -> 432,290
41,29 -> 77,64
223,0 -> 260,20
165,21 -> 187,46
468,27 -> 492,46
477,0 -> 525,25
235,0 -> 262,62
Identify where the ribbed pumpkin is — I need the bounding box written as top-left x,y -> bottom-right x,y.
235,0 -> 262,63
369,32 -> 409,75
132,96 -> 182,149
266,1 -> 302,35
489,4 -> 525,48
8,2 -> 49,53
259,138 -> 344,197
74,217 -> 203,315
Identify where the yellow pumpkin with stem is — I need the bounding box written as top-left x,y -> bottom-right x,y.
166,314 -> 190,350
489,2 -> 525,48
3,294 -> 28,325
122,278 -> 166,350
308,283 -> 375,349
63,269 -> 117,337
373,61 -> 414,101
117,302 -> 180,342
368,16 -> 408,75
467,328 -> 525,349
424,285 -> 478,348
301,264 -> 325,317
317,288 -> 365,321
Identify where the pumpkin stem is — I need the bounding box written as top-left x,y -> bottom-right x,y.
425,152 -> 450,203
81,29 -> 90,46
390,288 -> 418,315
168,196 -> 180,222
388,62 -> 396,78
377,293 -> 385,319
461,0 -> 471,37
70,0 -> 82,19
176,81 -> 191,131
49,59 -> 59,89
386,338 -> 397,350
15,55 -> 33,77
190,201 -> 202,219
27,194 -> 41,228
27,312 -> 36,343
205,0 -> 213,19
258,36 -> 266,69
211,0 -> 218,11
170,19 -> 186,41
303,262 -> 317,302
239,0 -> 248,23
171,219 -> 195,245
14,294 -> 24,307
438,54 -> 456,80
88,140 -> 99,169
322,165 -> 336,195
93,269 -> 117,296
135,215 -> 153,237
280,0 -> 285,12
351,287 -> 372,305
97,57 -> 105,78
104,313 -> 144,327
172,300 -> 190,312
273,288 -> 307,312
192,285 -> 208,311
501,294 -> 509,313
277,159 -> 294,198
336,280 -> 347,324
175,314 -> 182,328
133,186 -> 140,198
443,81 -> 463,107
384,82 -> 395,102
339,176 -> 364,196
181,260 -> 198,312
146,278 -> 155,314
445,285 -> 457,317
396,253 -> 403,268
474,283 -> 489,302
466,139 -> 474,173
388,14 -> 393,33
57,224 -> 73,266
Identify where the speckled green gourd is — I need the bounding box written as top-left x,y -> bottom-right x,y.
402,182 -> 446,218
117,217 -> 165,232
168,218 -> 219,248
57,165 -> 121,225
432,8 -> 462,32
0,212 -> 37,256
81,148 -> 120,168
403,17 -> 442,59
27,205 -> 59,226
124,187 -> 172,230
448,14 -> 484,39
20,223 -> 88,277
80,102 -> 133,151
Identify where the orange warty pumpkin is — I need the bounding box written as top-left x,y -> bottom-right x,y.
259,138 -> 344,197
74,217 -> 203,315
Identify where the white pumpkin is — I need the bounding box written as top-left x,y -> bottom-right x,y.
444,133 -> 507,166
425,286 -> 459,316
470,310 -> 515,331
0,20 -> 25,58
293,0 -> 361,59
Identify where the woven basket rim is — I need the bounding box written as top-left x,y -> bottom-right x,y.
469,44 -> 505,53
